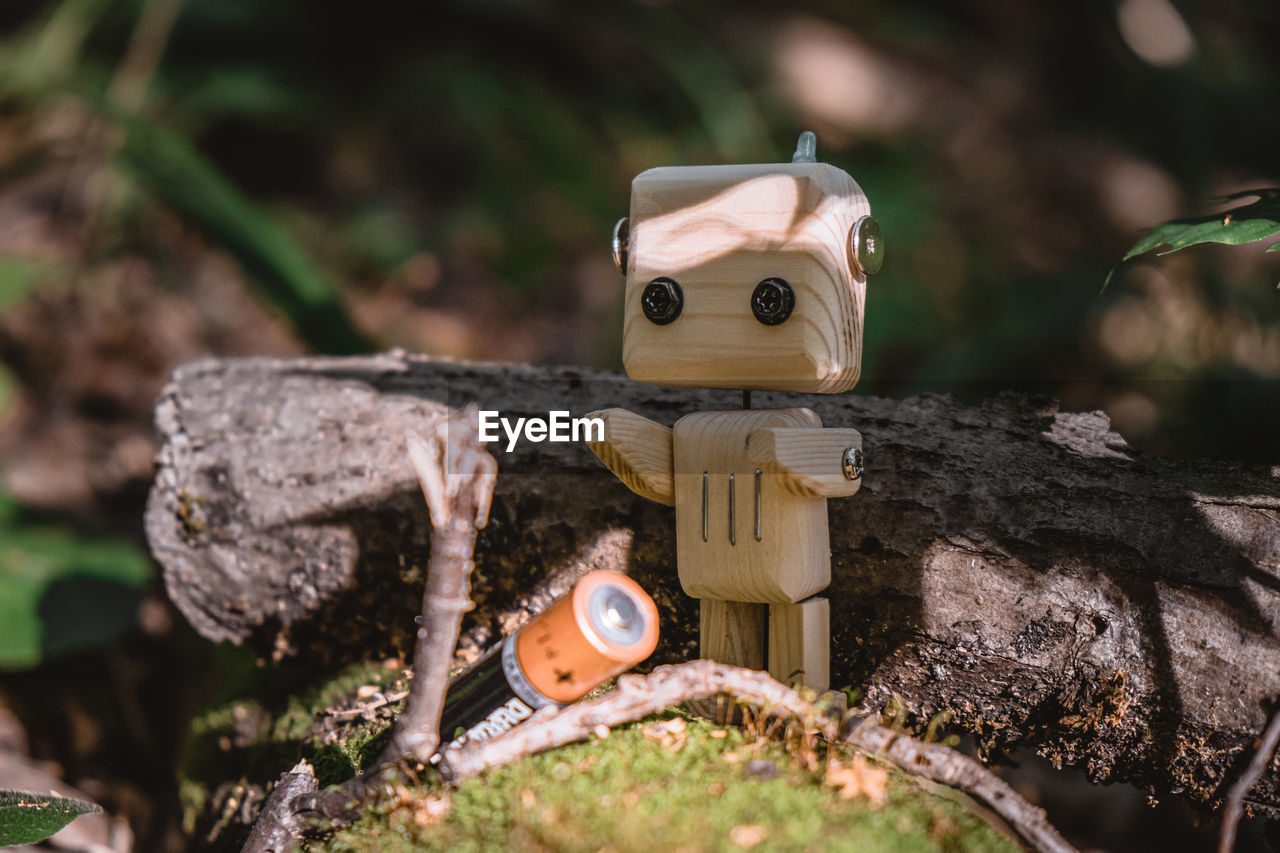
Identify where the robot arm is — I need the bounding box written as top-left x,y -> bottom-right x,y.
584,408 -> 675,506
747,427 -> 863,498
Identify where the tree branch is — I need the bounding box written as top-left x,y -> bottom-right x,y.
433,661 -> 1079,853
1219,704 -> 1280,853
257,661 -> 1082,853
238,760 -> 318,853
844,720 -> 1074,853
378,411 -> 495,765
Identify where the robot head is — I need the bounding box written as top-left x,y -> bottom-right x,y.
614,139 -> 879,394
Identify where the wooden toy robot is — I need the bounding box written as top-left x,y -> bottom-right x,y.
586,133 -> 882,691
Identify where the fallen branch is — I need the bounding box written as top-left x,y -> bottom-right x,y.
146,355 -> 1280,813
434,660 -> 1079,853
1219,705 -> 1280,853
237,761 -> 318,853
435,661 -> 810,782
276,661 -> 1081,852
844,720 -> 1074,853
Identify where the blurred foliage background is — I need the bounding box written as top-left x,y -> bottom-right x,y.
0,0 -> 1276,849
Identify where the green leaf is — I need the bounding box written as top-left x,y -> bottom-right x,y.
0,363 -> 13,413
0,490 -> 152,670
0,257 -> 58,313
0,790 -> 101,846
166,67 -> 319,130
106,111 -> 371,355
1123,189 -> 1280,260
0,0 -> 112,101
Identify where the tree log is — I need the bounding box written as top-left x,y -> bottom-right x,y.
144,352 -> 1280,814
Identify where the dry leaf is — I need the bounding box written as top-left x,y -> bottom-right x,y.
729,824 -> 768,848
825,755 -> 888,807
642,718 -> 688,752
412,795 -> 451,827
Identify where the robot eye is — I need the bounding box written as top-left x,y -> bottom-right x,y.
750,278 -> 794,326
641,277 -> 683,325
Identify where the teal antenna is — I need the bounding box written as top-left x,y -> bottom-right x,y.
791,130 -> 817,163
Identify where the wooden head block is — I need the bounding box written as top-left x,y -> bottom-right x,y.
622,162 -> 870,394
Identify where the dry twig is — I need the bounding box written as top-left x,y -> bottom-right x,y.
434,660 -> 1080,853
844,718 -> 1076,853
322,690 -> 409,723
241,407 -> 495,853
257,658 -> 1081,853
1219,705 -> 1280,853
237,761 -> 318,853
377,409 -> 496,765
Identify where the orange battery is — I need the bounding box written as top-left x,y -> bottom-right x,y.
437,570 -> 659,747
514,570 -> 660,703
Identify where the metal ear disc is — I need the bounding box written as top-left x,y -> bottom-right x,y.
842,447 -> 864,480
612,217 -> 630,274
848,215 -> 883,278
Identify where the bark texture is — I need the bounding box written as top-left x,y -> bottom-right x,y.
145,353 -> 1280,814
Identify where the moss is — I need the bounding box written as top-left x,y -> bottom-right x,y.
1058,669 -> 1131,734
182,660 -> 1020,851
268,660 -> 408,784
180,658 -> 410,845
315,715 -> 1020,853
176,490 -> 207,541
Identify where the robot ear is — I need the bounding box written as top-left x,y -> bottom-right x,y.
848,215 -> 883,278
611,217 -> 630,274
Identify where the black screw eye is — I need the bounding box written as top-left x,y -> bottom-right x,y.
751,278 -> 794,325
641,277 -> 683,325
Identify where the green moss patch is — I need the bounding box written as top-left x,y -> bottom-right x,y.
181,660 -> 1021,852
316,715 -> 1020,853
180,658 -> 410,845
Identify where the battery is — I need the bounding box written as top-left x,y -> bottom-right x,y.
435,570 -> 659,750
